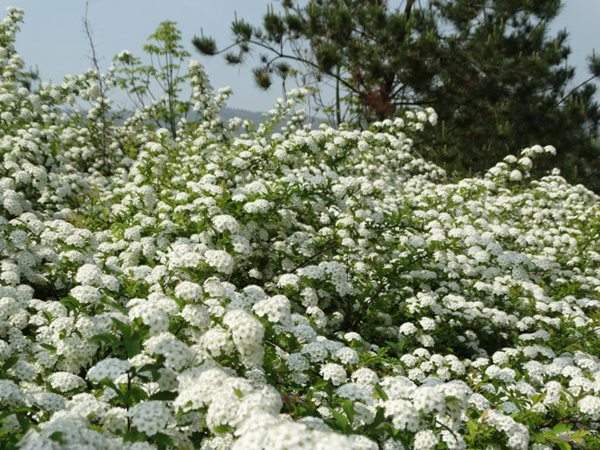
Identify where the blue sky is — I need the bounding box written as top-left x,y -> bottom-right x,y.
3,0 -> 599,111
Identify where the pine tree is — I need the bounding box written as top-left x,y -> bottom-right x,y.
193,0 -> 600,191
420,0 -> 600,187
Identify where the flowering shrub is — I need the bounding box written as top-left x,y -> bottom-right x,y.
1,8 -> 600,450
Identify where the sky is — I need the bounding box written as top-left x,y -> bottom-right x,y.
2,0 -> 599,112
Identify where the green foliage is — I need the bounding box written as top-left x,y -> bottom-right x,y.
2,6 -> 600,449
195,0 -> 600,192
191,35 -> 217,55
112,20 -> 191,138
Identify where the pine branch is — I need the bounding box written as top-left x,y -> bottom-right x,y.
558,75 -> 599,105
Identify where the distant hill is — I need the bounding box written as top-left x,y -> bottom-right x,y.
73,106 -> 326,129
221,107 -> 326,129
220,107 -> 265,123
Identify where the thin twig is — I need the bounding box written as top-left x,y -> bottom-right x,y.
558,74 -> 599,105
83,0 -> 110,173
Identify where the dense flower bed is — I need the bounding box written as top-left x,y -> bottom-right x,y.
1,8 -> 600,450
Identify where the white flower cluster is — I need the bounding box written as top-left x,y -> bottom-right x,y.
0,8 -> 599,450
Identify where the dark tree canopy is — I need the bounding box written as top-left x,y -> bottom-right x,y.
194,0 -> 600,191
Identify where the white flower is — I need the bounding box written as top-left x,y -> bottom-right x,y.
129,401 -> 172,436
518,156 -> 532,169
75,263 -> 103,286
335,347 -> 359,365
48,372 -> 86,392
320,363 -> 347,386
1,24 -> 599,449
413,430 -> 439,450
253,295 -> 292,324
351,368 -> 379,385
204,249 -> 235,274
399,322 -> 418,336
200,327 -> 234,357
212,214 -> 240,233
578,395 -> 600,419
181,304 -> 210,328
483,410 -> 529,450
223,309 -> 264,367
509,169 -> 523,181
287,353 -> 310,372
277,273 -> 300,289
419,317 -> 436,331
70,285 -> 102,304
175,281 -> 203,301
384,399 -> 420,431
0,380 -> 25,406
243,199 -> 272,214
144,333 -> 192,371
87,358 -> 130,383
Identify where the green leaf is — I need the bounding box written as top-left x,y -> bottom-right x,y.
557,442 -> 572,450
60,296 -> 80,311
124,334 -> 143,357
154,432 -> 174,449
150,391 -> 178,401
552,423 -> 572,434
371,406 -> 386,429
466,419 -> 478,442
213,424 -> 234,434
127,385 -> 149,403
373,384 -> 389,401
39,343 -> 56,352
571,429 -> 590,443
331,409 -> 351,433
112,318 -> 131,335
15,412 -> 31,431
341,399 -> 355,424
1,355 -> 19,372
49,431 -> 65,443
124,429 -> 147,442
90,333 -> 119,347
